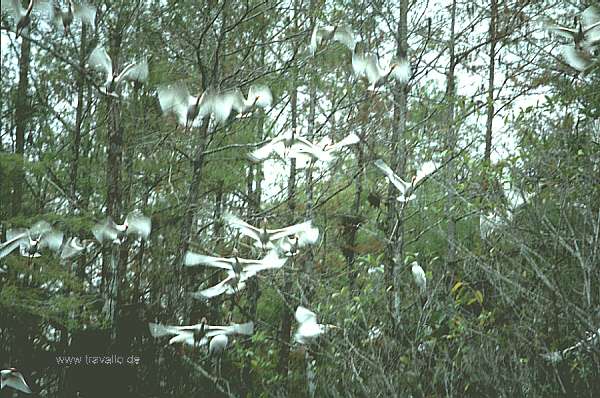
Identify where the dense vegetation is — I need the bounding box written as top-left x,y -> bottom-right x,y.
1,0 -> 599,397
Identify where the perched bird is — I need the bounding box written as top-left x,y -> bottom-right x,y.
1,221 -> 63,259
374,159 -> 416,202
1,368 -> 32,394
294,306 -> 336,345
309,22 -> 357,55
60,236 -> 94,259
352,45 -> 410,90
223,213 -> 319,251
49,0 -> 95,34
1,0 -> 50,37
148,319 -> 254,347
411,261 -> 426,293
92,211 -> 151,243
185,249 -> 287,282
479,212 -> 503,240
88,46 -> 148,97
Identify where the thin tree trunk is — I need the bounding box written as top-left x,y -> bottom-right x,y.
70,25 -> 88,199
12,33 -> 31,216
484,0 -> 497,167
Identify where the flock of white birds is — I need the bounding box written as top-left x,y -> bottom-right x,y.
1,0 -> 598,394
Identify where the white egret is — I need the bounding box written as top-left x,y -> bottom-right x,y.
294,306 -> 336,345
49,0 -> 95,33
184,249 -> 286,282
293,133 -> 360,164
411,261 -> 426,293
1,368 -> 32,394
158,84 -> 212,130
561,45 -> 599,75
92,211 -> 151,243
88,46 -> 148,97
352,47 -> 410,90
212,85 -> 272,122
309,23 -> 357,55
1,0 -> 50,37
148,319 -> 253,347
60,237 -> 94,259
545,6 -> 600,49
223,213 -> 319,251
543,327 -> 600,363
191,270 -> 249,300
209,334 -> 229,357
248,131 -> 332,163
373,159 -> 416,202
1,221 -> 63,259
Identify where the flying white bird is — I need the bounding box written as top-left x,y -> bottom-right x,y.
352,46 -> 410,90
561,45 -> 600,75
223,213 -> 319,251
48,0 -> 95,33
92,211 -> 151,243
545,6 -> 600,49
294,306 -> 336,345
191,269 -> 250,300
309,22 -> 357,55
148,318 -> 253,347
248,131 -> 332,164
1,221 -> 63,259
60,237 -> 94,259
211,85 -> 273,122
88,46 -> 148,97
1,368 -> 32,394
411,261 -> 426,293
209,334 -> 229,356
185,249 -> 287,282
374,159 -> 416,202
1,0 -> 51,37
293,133 -> 360,165
158,84 -> 212,130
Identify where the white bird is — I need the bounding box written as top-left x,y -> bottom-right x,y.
88,46 -> 148,97
184,249 -> 287,282
212,85 -> 273,122
543,327 -> 600,363
223,213 -> 319,251
158,84 -> 212,130
49,0 -> 95,33
374,159 -> 416,202
561,45 -> 599,75
248,131 -> 332,163
1,368 -> 32,394
191,270 -> 249,300
546,6 -> 600,49
148,318 -> 253,347
479,212 -> 503,240
294,306 -> 336,345
309,23 -> 357,55
209,334 -> 229,356
293,133 -> 360,165
1,0 -> 50,37
411,261 -> 426,293
60,237 -> 94,259
1,221 -> 63,259
352,47 -> 410,90
92,211 -> 151,243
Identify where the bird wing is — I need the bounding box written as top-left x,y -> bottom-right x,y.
248,137 -> 285,162
561,45 -> 592,71
414,160 -> 438,185
296,224 -> 320,247
289,140 -> 333,162
148,322 -> 183,337
210,91 -> 236,123
60,237 -> 83,259
92,219 -> 119,243
582,6 -> 600,29
223,213 -> 262,242
268,220 -> 313,241
327,133 -> 360,153
3,371 -> 32,394
40,230 -> 64,252
125,212 -> 151,239
352,51 -> 368,77
192,274 -> 236,300
546,24 -> 578,39
374,159 -> 411,194
88,46 -> 113,76
119,58 -> 149,84
390,58 -> 411,83
295,306 -> 317,325
72,0 -> 96,25
0,230 -> 28,259
29,220 -> 53,236
333,25 -> 357,51
184,252 -> 233,269
243,251 -> 287,274
247,84 -> 273,109
223,89 -> 247,114
158,84 -> 190,126
364,54 -> 383,85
